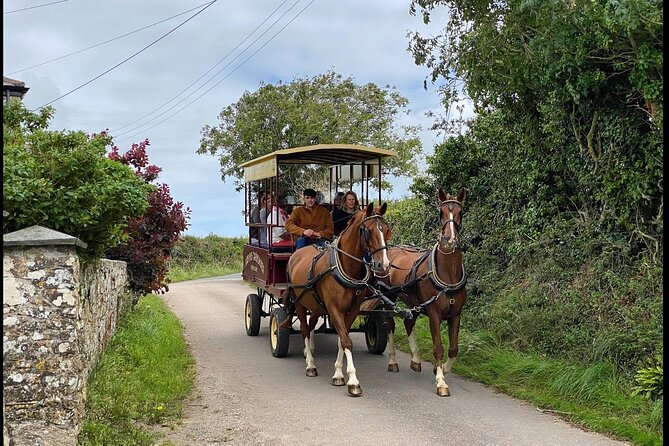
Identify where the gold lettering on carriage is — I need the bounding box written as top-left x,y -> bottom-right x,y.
244,252 -> 265,274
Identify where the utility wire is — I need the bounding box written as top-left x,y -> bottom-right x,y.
113,0 -> 299,136
5,1 -> 213,76
31,0 -> 217,112
4,0 -> 68,15
115,0 -> 318,144
111,0 -> 291,134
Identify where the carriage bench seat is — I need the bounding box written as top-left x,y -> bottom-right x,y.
268,239 -> 294,255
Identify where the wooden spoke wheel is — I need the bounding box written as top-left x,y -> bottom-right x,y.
364,314 -> 388,354
270,307 -> 290,357
245,293 -> 262,336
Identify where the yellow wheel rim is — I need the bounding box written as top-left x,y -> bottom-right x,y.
270,313 -> 278,349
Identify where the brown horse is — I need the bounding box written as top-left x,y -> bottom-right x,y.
383,187 -> 466,396
286,202 -> 391,396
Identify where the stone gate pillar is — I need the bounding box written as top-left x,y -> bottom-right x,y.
3,225 -> 88,446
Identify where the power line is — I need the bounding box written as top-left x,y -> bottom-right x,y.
4,0 -> 68,15
115,0 -> 318,144
5,2 -> 213,76
30,0 -> 218,112
112,0 -> 296,136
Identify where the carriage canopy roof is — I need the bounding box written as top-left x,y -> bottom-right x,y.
240,144 -> 397,182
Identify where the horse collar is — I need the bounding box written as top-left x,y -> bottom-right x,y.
428,243 -> 466,292
330,238 -> 371,290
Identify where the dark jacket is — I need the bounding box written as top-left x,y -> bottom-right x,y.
332,208 -> 354,236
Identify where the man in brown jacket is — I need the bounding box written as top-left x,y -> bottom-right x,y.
285,188 -> 334,249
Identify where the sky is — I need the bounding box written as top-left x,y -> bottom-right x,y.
3,0 -> 460,237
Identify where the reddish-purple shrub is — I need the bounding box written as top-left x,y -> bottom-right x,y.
106,139 -> 191,294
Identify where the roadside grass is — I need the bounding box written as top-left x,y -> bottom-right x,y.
78,295 -> 195,446
392,319 -> 663,446
167,263 -> 240,283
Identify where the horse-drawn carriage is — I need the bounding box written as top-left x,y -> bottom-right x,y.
241,144 -> 397,355
240,143 -> 468,397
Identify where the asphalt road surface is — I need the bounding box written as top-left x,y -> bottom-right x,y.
156,275 -> 629,446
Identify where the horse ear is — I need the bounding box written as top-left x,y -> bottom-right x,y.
457,187 -> 467,205
379,202 -> 387,215
438,188 -> 447,202
366,202 -> 374,216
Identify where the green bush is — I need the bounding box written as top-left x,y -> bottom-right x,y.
3,103 -> 151,258
632,355 -> 663,401
170,234 -> 245,271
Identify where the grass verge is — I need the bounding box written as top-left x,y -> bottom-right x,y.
167,264 -> 240,283
392,319 -> 663,446
78,295 -> 195,446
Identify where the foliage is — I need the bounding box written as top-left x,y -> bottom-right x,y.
405,0 -> 663,375
105,139 -> 191,294
632,355 -> 663,401
168,234 -> 244,281
79,295 -> 195,446
384,196 -> 438,248
197,70 -> 423,191
2,102 -> 150,259
170,234 -> 245,268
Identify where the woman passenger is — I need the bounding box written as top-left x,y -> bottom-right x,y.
331,190 -> 360,236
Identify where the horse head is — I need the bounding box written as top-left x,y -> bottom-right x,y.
358,202 -> 391,277
437,187 -> 466,252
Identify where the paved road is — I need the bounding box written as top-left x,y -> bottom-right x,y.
158,275 -> 629,446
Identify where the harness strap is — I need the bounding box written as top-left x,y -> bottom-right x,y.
289,240 -> 373,312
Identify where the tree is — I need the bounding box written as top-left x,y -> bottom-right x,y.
197,70 -> 423,191
2,102 -> 150,258
105,139 -> 191,294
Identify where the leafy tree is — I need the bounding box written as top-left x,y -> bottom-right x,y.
2,102 -> 150,258
197,70 -> 423,191
105,139 -> 191,294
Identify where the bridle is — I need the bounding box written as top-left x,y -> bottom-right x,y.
438,199 -> 463,253
359,214 -> 390,277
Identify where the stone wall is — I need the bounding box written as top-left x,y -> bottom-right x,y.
3,226 -> 130,446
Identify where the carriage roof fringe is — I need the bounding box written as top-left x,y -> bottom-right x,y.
240,144 -> 397,182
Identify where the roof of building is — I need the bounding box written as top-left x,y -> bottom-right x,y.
3,76 -> 30,95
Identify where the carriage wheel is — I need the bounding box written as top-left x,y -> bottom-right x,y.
245,294 -> 262,336
364,314 -> 388,354
270,307 -> 290,357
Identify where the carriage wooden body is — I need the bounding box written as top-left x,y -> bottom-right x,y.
240,144 -> 400,356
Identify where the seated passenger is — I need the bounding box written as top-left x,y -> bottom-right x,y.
285,188 -> 334,249
260,194 -> 292,250
332,190 -> 360,236
249,190 -> 266,245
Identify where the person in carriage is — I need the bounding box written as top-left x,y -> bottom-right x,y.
331,190 -> 360,236
249,190 -> 266,245
259,193 -> 292,251
284,188 -> 334,249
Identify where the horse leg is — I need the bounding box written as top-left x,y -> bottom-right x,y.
342,337 -> 362,396
386,316 -> 399,372
332,337 -> 346,386
404,317 -> 421,372
427,314 -> 449,396
304,314 -> 319,358
443,314 -> 461,374
296,304 -> 317,377
330,311 -> 362,396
